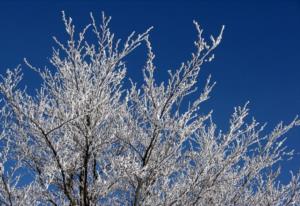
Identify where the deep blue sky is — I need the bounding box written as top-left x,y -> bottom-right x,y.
0,0 -> 299,183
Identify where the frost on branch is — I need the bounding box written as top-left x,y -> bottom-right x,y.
0,12 -> 299,206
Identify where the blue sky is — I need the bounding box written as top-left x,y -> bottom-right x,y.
0,0 -> 299,183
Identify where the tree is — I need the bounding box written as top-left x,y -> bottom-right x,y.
0,12 -> 299,206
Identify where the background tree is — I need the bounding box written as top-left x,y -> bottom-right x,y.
0,12 -> 299,206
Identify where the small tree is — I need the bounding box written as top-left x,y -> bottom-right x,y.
0,12 -> 299,206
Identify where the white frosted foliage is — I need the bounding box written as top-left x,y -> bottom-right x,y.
0,12 -> 299,206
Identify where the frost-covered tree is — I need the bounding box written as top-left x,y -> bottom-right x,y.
0,12 -> 299,206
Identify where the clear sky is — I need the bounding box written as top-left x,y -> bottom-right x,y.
0,0 -> 299,183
